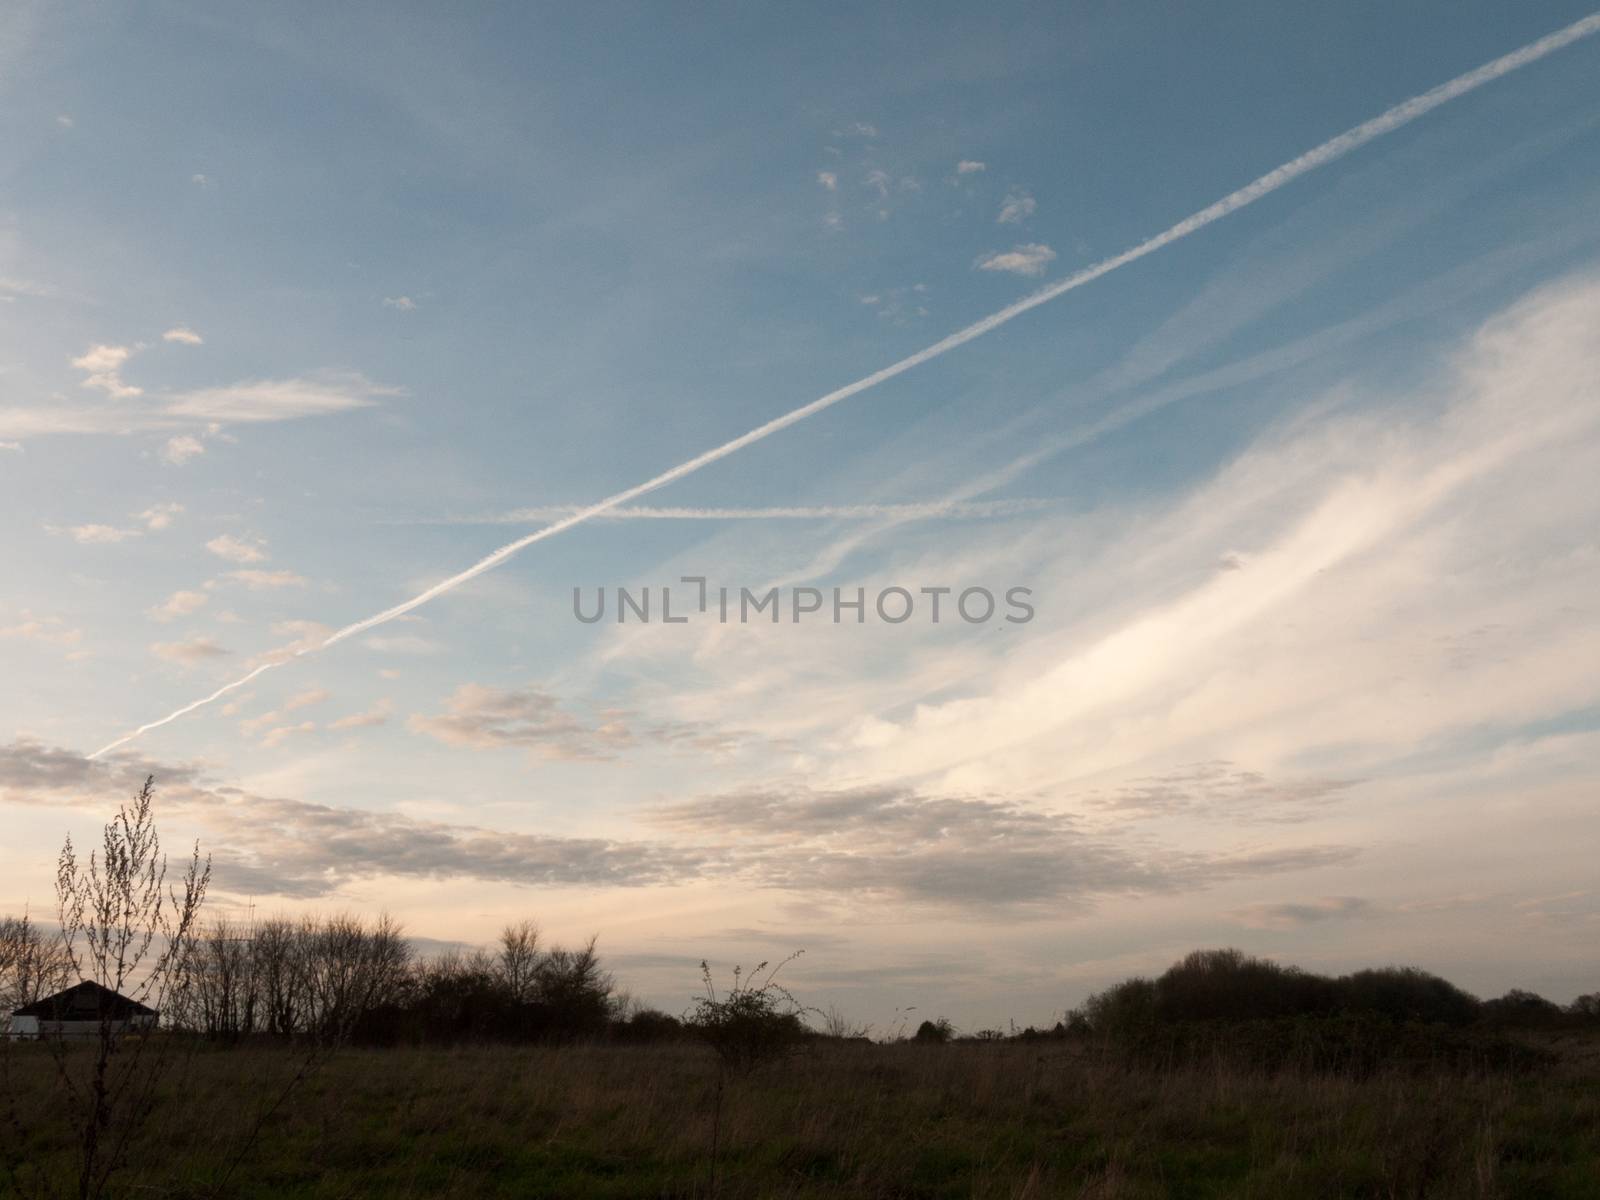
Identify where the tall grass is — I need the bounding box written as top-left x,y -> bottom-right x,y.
4,1033 -> 1598,1198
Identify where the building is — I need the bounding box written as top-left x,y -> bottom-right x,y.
8,981 -> 158,1040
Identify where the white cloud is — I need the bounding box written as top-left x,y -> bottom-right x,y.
1,442 -> 22,452
55,114 -> 73,128
330,700 -> 392,730
997,188 -> 1036,224
206,534 -> 268,564
816,171 -> 837,192
165,373 -> 390,424
56,523 -> 141,545
162,326 -> 203,345
261,721 -> 316,749
283,687 -> 330,712
151,636 -> 229,665
1,613 -> 83,650
148,590 -> 209,622
191,173 -> 210,187
974,243 -> 1056,277
822,212 -> 844,231
956,160 -> 986,175
363,633 -> 440,655
71,343 -> 141,398
140,503 -> 184,531
383,296 -> 416,311
227,569 -> 306,590
864,169 -> 891,199
162,435 -> 205,465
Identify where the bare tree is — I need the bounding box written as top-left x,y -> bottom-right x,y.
497,919 -> 540,1003
46,776 -> 210,1200
0,914 -> 73,1019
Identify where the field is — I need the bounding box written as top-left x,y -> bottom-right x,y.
5,1033 -> 1600,1199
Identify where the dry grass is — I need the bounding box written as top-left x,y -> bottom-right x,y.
4,1033 -> 1599,1198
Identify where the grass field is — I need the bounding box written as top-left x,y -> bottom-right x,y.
5,1033 -> 1600,1199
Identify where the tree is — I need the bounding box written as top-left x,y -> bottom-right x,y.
51,776 -> 210,1200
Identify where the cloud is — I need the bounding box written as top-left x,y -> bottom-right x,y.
382,296 -> 416,311
71,343 -> 142,398
408,684 -> 627,760
864,168 -> 891,199
417,499 -> 1056,525
226,569 -> 306,590
55,114 -> 73,128
956,160 -> 986,175
0,740 -> 703,899
1,614 -> 83,652
283,687 -> 330,712
55,523 -> 142,545
1084,762 -> 1360,823
0,740 -> 1352,910
151,637 -> 229,665
260,721 -> 316,749
974,243 -> 1056,276
164,373 -> 391,424
162,326 -> 203,345
330,700 -> 393,730
0,442 -> 21,452
362,633 -> 439,655
206,534 -> 268,564
140,503 -> 184,530
1229,897 -> 1377,930
191,173 -> 210,187
647,784 -> 1356,908
148,590 -> 209,622
409,684 -> 747,761
161,435 -> 205,465
816,171 -> 837,191
996,188 -> 1036,224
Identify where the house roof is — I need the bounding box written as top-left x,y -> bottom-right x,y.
11,980 -> 158,1020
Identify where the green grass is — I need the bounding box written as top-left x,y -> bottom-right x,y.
4,1034 -> 1598,1198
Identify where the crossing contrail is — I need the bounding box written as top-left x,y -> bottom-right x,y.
89,12 -> 1600,760
406,499 -> 1058,524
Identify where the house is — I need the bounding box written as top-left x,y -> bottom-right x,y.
8,981 -> 158,1040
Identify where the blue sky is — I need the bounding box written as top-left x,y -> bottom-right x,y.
4,2 -> 1600,1027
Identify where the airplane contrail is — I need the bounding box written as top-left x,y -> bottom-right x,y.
89,12 -> 1600,760
407,499 -> 1058,524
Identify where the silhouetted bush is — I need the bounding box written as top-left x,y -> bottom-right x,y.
1481,988 -> 1564,1029
913,1017 -> 954,1043
1336,967 -> 1478,1026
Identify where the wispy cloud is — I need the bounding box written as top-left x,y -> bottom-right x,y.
140,503 -> 184,531
226,569 -> 306,590
162,326 -> 203,345
996,188 -> 1035,224
53,523 -> 140,545
1229,897 -> 1377,930
412,499 -> 1057,525
162,435 -> 205,465
151,636 -> 230,665
148,590 -> 209,622
955,160 -> 986,175
975,243 -> 1056,276
206,535 -> 268,564
382,296 -> 416,311
816,170 -> 838,191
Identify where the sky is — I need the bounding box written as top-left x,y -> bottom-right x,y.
3,1 -> 1599,1030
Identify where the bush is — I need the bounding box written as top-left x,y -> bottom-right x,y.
687,957 -> 810,1076
913,1017 -> 954,1043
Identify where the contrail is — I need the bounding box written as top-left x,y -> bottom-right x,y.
89,12 -> 1600,760
406,499 -> 1058,524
